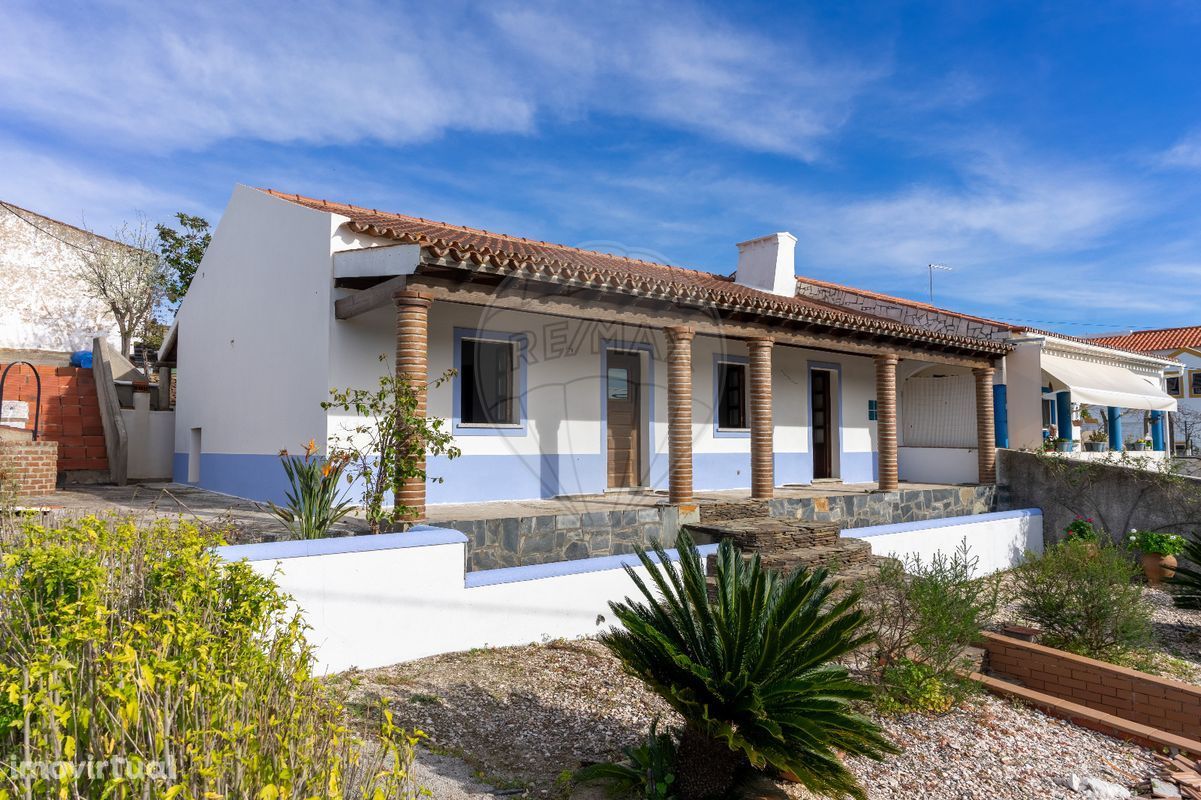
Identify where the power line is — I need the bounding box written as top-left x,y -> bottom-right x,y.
0,201 -> 100,254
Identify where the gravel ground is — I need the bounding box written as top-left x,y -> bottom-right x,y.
338,639 -> 1160,799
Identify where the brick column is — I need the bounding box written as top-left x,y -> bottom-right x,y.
665,326 -> 695,506
748,337 -> 774,500
875,354 -> 899,492
394,290 -> 432,521
974,366 -> 997,484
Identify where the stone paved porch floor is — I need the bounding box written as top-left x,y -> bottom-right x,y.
422,481 -> 962,523
13,479 -> 969,537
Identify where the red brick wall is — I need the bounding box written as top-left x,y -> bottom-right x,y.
0,363 -> 107,473
0,440 -> 59,496
982,631 -> 1201,741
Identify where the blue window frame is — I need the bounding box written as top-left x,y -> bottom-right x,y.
453,327 -> 528,436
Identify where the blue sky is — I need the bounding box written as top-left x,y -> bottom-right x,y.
3,1 -> 1201,334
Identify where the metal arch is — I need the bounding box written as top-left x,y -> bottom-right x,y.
0,361 -> 41,441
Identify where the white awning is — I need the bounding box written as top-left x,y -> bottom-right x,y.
1041,352 -> 1177,411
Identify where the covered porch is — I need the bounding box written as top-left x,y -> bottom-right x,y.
333,244 -> 1011,523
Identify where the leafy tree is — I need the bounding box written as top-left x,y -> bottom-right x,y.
599,531 -> 896,800
323,357 -> 460,532
157,212 -> 211,302
74,217 -> 165,356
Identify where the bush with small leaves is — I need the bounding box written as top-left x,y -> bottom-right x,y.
1012,539 -> 1152,659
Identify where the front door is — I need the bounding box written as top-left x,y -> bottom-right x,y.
606,351 -> 642,489
812,370 -> 834,479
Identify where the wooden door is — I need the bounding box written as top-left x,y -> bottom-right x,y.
812,371 -> 833,479
607,352 -> 642,488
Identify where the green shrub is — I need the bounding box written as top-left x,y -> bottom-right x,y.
268,440 -> 355,539
876,660 -> 955,715
599,531 -> 896,800
1063,516 -> 1101,544
1127,529 -> 1187,556
0,516 -> 424,798
860,540 -> 998,712
1171,533 -> 1201,609
1012,540 -> 1152,658
575,719 -> 678,800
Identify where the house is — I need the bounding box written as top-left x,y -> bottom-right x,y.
1089,326 -> 1201,454
794,278 -> 1178,464
0,201 -> 122,355
168,186 -> 1012,518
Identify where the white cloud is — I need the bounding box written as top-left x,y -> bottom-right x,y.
1158,131 -> 1201,169
0,0 -> 882,158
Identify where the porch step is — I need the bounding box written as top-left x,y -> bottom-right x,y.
686,518 -> 841,551
705,536 -> 872,575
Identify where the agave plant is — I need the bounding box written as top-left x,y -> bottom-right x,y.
1171,533 -> 1201,609
600,530 -> 896,800
575,718 -> 678,799
268,440 -> 355,539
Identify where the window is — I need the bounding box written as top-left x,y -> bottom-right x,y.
717,361 -> 748,430
460,338 -> 519,425
868,399 -> 878,421
1166,374 -> 1183,398
1191,370 -> 1201,398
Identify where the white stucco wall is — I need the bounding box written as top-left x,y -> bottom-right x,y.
845,509 -> 1043,576
173,186 -> 356,498
0,203 -> 121,352
120,391 -> 174,479
218,529 -> 717,672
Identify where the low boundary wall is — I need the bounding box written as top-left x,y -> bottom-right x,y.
217,528 -> 716,674
842,508 -> 1042,574
982,631 -> 1201,743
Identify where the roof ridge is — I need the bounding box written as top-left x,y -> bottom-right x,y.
258,187 -> 734,284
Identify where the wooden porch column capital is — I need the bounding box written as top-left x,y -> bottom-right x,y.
394,290 -> 431,522
393,289 -> 432,308
874,354 -> 899,492
748,338 -> 774,500
973,366 -> 998,485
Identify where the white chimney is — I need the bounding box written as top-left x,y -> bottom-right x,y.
734,232 -> 797,297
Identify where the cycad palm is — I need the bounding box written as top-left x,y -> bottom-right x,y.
1171,533 -> 1201,609
600,530 -> 897,800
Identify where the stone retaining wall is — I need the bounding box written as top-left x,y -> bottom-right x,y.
774,485 -> 995,527
982,631 -> 1201,742
440,506 -> 680,571
0,439 -> 59,496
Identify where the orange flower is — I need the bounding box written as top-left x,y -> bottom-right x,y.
305,438 -> 317,456
322,462 -> 332,478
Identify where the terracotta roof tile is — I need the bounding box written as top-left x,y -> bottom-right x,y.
1090,326 -> 1201,354
259,188 -> 1010,356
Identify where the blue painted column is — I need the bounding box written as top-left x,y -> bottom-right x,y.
993,383 -> 1009,448
1107,406 -> 1123,452
1056,391 -> 1073,441
1151,410 -> 1166,451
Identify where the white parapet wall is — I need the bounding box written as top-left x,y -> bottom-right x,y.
217,529 -> 716,674
842,509 -> 1043,575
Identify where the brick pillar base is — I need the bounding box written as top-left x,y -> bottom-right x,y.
748,338 -> 774,500
394,290 -> 432,521
974,366 -> 997,484
0,440 -> 59,496
665,327 -> 695,506
875,354 -> 899,492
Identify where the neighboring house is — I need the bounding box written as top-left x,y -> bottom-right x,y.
795,278 -> 1178,462
0,201 -> 122,354
1090,326 -> 1201,454
169,186 -> 1011,514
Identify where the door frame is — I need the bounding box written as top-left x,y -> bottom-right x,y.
601,340 -> 655,490
807,361 -> 843,481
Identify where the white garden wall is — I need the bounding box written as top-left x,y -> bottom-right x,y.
843,509 -> 1043,575
217,528 -> 718,674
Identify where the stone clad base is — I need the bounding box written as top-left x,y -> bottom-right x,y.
442,505 -> 681,571
438,484 -> 995,572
